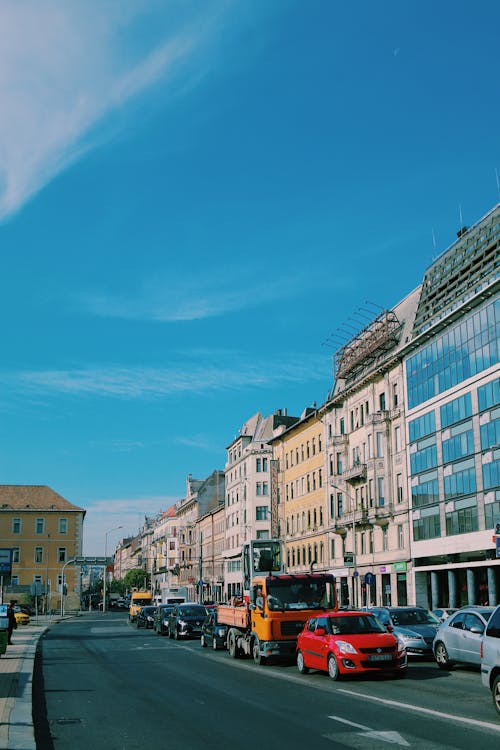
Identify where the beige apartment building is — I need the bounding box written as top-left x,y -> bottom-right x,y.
198,503 -> 226,603
321,291 -> 420,608
271,408 -> 329,575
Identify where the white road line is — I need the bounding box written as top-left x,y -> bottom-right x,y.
338,688 -> 500,733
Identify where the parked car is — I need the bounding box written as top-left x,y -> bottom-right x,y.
433,606 -> 494,669
432,608 -> 458,622
136,605 -> 157,629
201,609 -> 227,651
296,610 -> 407,681
153,604 -> 175,635
480,603 -> 500,716
13,606 -> 30,626
368,606 -> 440,657
168,603 -> 207,640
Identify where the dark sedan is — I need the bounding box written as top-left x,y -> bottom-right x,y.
168,603 -> 207,640
136,605 -> 157,629
153,604 -> 175,635
201,609 -> 227,651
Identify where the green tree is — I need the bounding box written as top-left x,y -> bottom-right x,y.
123,568 -> 150,591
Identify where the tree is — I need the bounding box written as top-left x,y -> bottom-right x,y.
123,568 -> 150,591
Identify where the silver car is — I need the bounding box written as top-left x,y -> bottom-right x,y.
368,607 -> 440,657
433,606 -> 494,669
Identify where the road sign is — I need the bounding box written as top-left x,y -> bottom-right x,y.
72,556 -> 110,566
0,549 -> 12,573
30,581 -> 43,596
344,553 -> 354,567
364,572 -> 375,585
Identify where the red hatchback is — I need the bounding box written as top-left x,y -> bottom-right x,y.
296,610 -> 407,680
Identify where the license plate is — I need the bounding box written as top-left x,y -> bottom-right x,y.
368,654 -> 392,662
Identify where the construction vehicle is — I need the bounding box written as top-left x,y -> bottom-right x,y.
218,539 -> 337,664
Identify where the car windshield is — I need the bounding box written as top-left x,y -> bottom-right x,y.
390,609 -> 439,626
266,578 -> 336,611
327,615 -> 386,635
179,606 -> 206,617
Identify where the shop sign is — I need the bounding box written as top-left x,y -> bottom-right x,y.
393,562 -> 407,572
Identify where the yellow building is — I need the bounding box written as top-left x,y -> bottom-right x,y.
271,408 -> 329,574
0,485 -> 85,610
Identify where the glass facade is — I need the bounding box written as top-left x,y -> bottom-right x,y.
408,299 -> 500,543
407,299 -> 499,410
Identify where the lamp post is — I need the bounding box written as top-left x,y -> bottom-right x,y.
331,482 -> 357,608
103,525 -> 123,613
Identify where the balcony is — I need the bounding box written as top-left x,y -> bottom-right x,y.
343,462 -> 367,483
367,503 -> 392,526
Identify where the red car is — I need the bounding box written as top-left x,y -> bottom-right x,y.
296,610 -> 407,680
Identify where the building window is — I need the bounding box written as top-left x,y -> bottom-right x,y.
397,525 -> 404,548
256,458 -> 262,472
393,382 -> 399,407
256,483 -> 262,496
409,411 -> 436,442
377,477 -> 385,506
34,547 -> 43,563
396,474 -> 403,503
12,518 -> 21,534
340,418 -> 345,435
478,378 -> 500,411
256,506 -> 269,521
262,482 -> 269,496
379,393 -> 386,411
376,432 -> 384,458
445,499 -> 479,535
58,548 -> 67,563
262,458 -> 268,472
59,518 -> 68,534
394,426 -> 401,453
256,530 -> 269,540
413,507 -> 441,540
337,492 -> 343,516
336,452 -> 343,474
36,518 -> 45,534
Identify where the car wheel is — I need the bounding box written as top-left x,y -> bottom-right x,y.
327,654 -> 340,681
296,650 -> 309,674
492,675 -> 500,716
212,637 -> 218,651
228,630 -> 238,658
201,634 -> 207,648
252,637 -> 266,665
434,642 -> 453,670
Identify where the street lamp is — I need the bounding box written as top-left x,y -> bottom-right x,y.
331,482 -> 357,608
103,525 -> 123,613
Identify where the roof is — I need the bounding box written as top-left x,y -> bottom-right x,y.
0,485 -> 86,515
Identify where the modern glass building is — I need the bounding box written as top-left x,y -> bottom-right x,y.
404,203 -> 500,608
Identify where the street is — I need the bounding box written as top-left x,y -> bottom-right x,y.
34,612 -> 500,750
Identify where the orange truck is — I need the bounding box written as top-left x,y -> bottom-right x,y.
218,572 -> 337,664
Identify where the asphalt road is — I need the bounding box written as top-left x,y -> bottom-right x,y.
34,611 -> 500,750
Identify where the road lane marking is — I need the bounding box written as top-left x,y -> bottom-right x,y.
328,716 -> 410,746
338,688 -> 500,733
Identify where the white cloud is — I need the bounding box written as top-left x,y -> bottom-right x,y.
79,271 -> 308,321
81,494 -> 172,555
8,351 -> 330,399
0,1 -> 221,221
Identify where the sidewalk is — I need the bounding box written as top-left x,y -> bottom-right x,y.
0,616 -> 54,750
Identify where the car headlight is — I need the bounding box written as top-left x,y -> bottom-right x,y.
178,619 -> 186,626
398,630 -> 423,643
335,640 -> 358,655
396,636 -> 407,651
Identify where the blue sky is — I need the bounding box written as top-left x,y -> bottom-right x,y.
1,0 -> 499,555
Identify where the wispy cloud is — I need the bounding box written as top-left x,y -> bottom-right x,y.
174,434 -> 220,453
0,1 -> 224,221
0,350 -> 330,400
79,270 -> 308,321
81,494 -> 174,555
